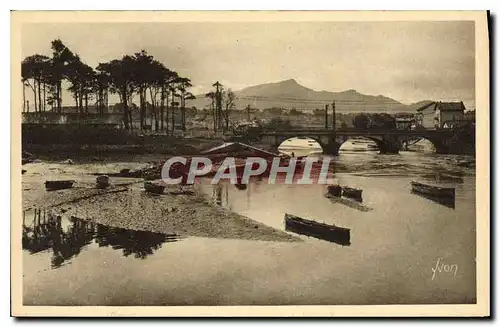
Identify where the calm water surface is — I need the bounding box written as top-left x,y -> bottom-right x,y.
22,151 -> 476,305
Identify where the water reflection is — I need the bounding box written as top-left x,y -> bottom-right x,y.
410,191 -> 456,209
325,194 -> 373,212
212,183 -> 229,207
424,172 -> 464,184
94,224 -> 175,259
22,209 -> 181,268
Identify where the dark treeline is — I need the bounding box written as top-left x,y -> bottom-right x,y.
21,39 -> 195,133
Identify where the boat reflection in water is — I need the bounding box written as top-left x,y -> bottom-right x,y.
325,193 -> 373,212
22,209 -> 181,269
339,137 -> 379,153
284,213 -> 351,246
410,191 -> 456,209
410,181 -> 456,209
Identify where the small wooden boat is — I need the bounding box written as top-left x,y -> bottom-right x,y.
96,175 -> 110,189
284,213 -> 350,246
411,181 -> 455,199
144,181 -> 165,194
45,180 -> 75,191
342,186 -> 363,202
327,184 -> 342,197
119,168 -> 131,176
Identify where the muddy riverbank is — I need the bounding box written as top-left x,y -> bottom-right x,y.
22,167 -> 299,242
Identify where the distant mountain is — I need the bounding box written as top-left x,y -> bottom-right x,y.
403,100 -> 434,112
188,79 -> 424,113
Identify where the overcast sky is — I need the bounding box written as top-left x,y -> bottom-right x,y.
21,21 -> 475,108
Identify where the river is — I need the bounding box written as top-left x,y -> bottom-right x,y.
22,151 -> 476,305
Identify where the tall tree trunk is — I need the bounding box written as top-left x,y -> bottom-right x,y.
101,88 -> 105,114
160,87 -> 165,131
22,81 -> 26,112
96,88 -> 101,114
122,87 -> 129,130
139,88 -> 144,131
32,80 -> 37,113
74,93 -> 78,112
105,89 -> 108,112
43,81 -> 46,112
150,88 -> 159,132
96,89 -> 101,114
145,87 -> 154,132
165,93 -> 169,135
85,93 -> 88,113
79,86 -> 84,114
129,108 -> 133,131
139,89 -> 142,129
57,81 -> 62,113
37,78 -> 42,113
212,99 -> 216,134
171,95 -> 175,136
181,93 -> 186,131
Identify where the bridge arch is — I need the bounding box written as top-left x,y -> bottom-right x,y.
276,136 -> 326,156
335,136 -> 382,154
401,136 -> 444,153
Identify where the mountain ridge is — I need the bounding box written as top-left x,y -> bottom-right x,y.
188,79 -> 429,113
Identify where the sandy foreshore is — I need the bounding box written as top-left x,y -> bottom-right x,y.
21,167 -> 300,242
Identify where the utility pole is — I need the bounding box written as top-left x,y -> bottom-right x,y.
332,100 -> 336,132
213,81 -> 223,132
212,97 -> 217,134
324,104 -> 329,129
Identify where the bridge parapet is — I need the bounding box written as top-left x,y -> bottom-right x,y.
252,126 -> 471,155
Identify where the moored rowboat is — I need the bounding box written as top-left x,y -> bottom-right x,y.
284,213 -> 350,246
342,186 -> 363,201
410,181 -> 455,199
96,175 -> 110,189
45,180 -> 75,191
144,181 -> 165,194
327,184 -> 342,197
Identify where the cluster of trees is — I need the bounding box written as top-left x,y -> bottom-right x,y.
205,81 -> 236,133
352,113 -> 396,129
21,39 -> 195,132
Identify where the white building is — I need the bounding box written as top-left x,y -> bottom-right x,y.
416,101 -> 466,129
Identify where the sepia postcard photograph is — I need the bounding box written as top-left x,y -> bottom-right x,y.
10,10 -> 490,317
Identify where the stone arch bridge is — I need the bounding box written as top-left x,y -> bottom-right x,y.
244,128 -> 462,155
